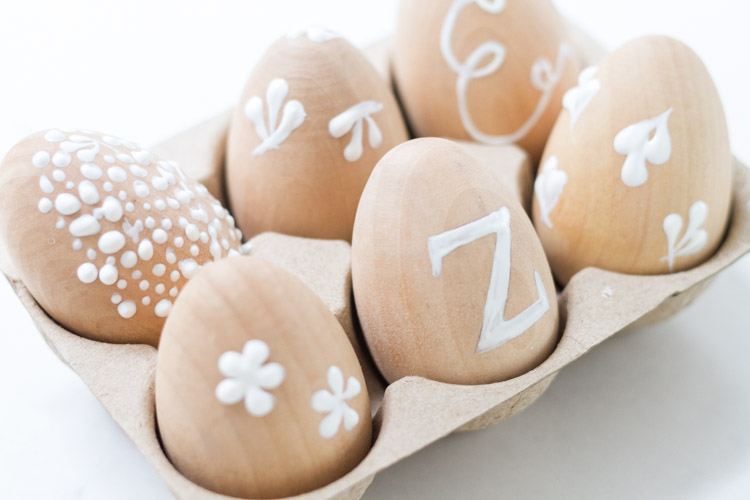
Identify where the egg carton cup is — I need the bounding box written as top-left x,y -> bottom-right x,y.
3,22 -> 750,500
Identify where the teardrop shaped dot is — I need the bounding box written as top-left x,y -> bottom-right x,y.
39,175 -> 54,194
80,163 -> 103,180
69,214 -> 101,237
98,231 -> 126,254
78,180 -> 100,205
33,151 -> 51,168
52,151 -> 71,167
77,262 -> 98,284
54,193 -> 81,215
117,300 -> 137,319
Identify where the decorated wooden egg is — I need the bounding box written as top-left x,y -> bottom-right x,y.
155,256 -> 371,499
393,0 -> 581,163
532,36 -> 733,285
226,28 -> 409,242
0,130 -> 242,345
352,138 -> 559,385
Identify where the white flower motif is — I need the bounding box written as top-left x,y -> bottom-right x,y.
215,339 -> 285,417
661,200 -> 709,273
328,101 -> 384,162
311,366 -> 361,438
244,78 -> 307,156
614,108 -> 673,188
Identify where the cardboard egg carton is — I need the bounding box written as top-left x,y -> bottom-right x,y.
3,22 -> 750,500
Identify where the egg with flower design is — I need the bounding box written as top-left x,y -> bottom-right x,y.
155,256 -> 371,499
0,129 -> 243,345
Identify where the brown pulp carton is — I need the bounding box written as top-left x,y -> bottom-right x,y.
2,23 -> 750,500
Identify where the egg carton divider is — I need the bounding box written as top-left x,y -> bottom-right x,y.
3,22 -> 750,500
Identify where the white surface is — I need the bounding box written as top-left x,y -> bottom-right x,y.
0,1 -> 748,499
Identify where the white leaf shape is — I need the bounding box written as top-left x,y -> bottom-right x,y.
661,201 -> 709,272
614,108 -> 673,187
562,65 -> 600,135
534,155 -> 567,229
311,365 -> 362,439
215,339 -> 285,417
244,78 -> 307,156
329,101 -> 384,162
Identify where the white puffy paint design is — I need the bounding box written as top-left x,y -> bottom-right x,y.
534,155 -> 567,229
328,101 -> 384,162
428,206 -> 550,354
440,0 -> 571,145
287,25 -> 341,43
662,201 -> 708,272
215,340 -> 285,417
562,65 -> 600,135
34,129 -> 243,320
311,366 -> 361,439
244,78 -> 306,156
614,108 -> 673,188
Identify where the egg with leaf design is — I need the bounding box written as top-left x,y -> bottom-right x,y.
226,28 -> 409,242
0,129 -> 243,345
533,36 -> 733,285
155,256 -> 371,499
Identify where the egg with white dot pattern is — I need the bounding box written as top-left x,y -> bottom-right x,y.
0,129 -> 243,345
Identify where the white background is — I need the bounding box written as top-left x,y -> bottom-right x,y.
1,1 -> 749,499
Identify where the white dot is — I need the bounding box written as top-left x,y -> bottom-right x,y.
170,270 -> 180,282
99,264 -> 118,285
111,293 -> 122,305
78,180 -> 100,205
166,249 -> 176,264
142,296 -> 151,306
98,231 -> 126,254
145,217 -> 155,229
152,264 -> 166,276
133,180 -> 150,198
132,270 -> 142,279
169,287 -> 178,297
65,181 -> 75,189
139,280 -> 150,291
125,202 -> 135,212
38,198 -> 53,213
77,263 -> 98,284
118,190 -> 127,201
56,217 -> 65,229
155,283 -> 165,294
174,237 -> 184,248
166,197 -> 180,209
69,214 -> 100,237
190,244 -> 199,256
52,151 -> 71,167
153,228 -> 167,244
221,238 -> 229,250
118,301 -> 136,319
154,299 -> 173,318
121,250 -> 137,268
106,256 -> 115,265
33,151 -> 51,168
39,175 -> 54,194
154,199 -> 166,210
52,169 -> 66,182
117,280 -> 127,290
186,224 -> 200,241
130,164 -> 148,177
87,248 -> 97,260
80,163 -> 103,180
101,196 -> 123,222
103,154 -> 115,164
116,152 -> 134,164
108,166 -> 127,183
54,193 -> 81,215
44,130 -> 65,142
72,239 -> 82,250
103,182 -> 114,192
161,218 -> 173,230
152,176 -> 168,191
138,239 -> 154,260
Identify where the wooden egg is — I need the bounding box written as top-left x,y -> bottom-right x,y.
155,256 -> 371,499
226,29 -> 409,242
393,0 -> 581,163
352,138 -> 559,385
532,36 -> 733,285
0,130 -> 242,346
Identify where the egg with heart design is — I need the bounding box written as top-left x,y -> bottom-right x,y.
533,36 -> 733,284
226,29 -> 408,242
0,129 -> 242,345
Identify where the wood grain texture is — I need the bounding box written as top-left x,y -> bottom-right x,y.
155,256 -> 371,499
393,0 -> 581,164
534,36 -> 733,284
352,138 -> 559,385
226,36 -> 408,242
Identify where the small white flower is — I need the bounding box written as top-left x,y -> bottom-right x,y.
215,340 -> 285,417
661,200 -> 709,272
244,78 -> 306,156
311,366 -> 361,439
